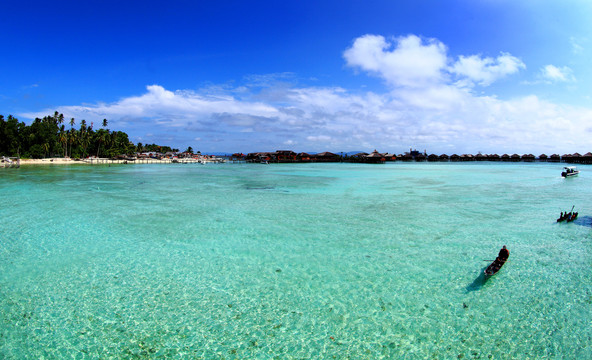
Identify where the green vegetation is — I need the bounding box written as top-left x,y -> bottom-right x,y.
0,112 -> 178,158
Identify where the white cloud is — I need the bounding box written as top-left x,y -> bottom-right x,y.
570,37 -> 585,55
344,34 -> 525,89
540,65 -> 575,82
451,52 -> 525,86
343,34 -> 448,88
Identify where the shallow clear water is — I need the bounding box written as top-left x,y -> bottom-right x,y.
1,162 -> 591,359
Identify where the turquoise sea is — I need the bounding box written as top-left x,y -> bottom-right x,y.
1,162 -> 591,359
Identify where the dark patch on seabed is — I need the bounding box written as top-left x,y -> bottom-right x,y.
572,215 -> 592,227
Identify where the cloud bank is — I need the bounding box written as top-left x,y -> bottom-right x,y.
23,34 -> 592,154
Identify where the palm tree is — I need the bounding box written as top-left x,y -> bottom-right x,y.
59,127 -> 67,157
102,118 -> 108,128
96,129 -> 107,158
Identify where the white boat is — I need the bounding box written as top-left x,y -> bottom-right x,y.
561,166 -> 579,177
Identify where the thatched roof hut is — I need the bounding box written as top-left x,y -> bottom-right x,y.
313,152 -> 341,162
510,154 -> 521,162
384,153 -> 397,161
538,154 -> 548,161
522,154 -> 535,162
450,154 -> 460,161
400,153 -> 414,161
365,150 -> 386,163
549,154 -> 561,162
297,152 -> 312,161
501,154 -> 510,161
427,154 -> 439,162
487,154 -> 500,161
439,154 -> 450,161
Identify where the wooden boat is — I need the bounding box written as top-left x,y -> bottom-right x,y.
561,166 -> 579,177
557,206 -> 577,222
485,247 -> 509,276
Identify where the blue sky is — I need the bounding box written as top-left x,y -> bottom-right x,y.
2,0 -> 592,154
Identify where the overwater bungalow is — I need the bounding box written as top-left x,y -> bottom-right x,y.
487,154 -> 501,161
549,154 -> 561,162
561,153 -> 576,163
364,150 -> 386,164
450,154 -> 460,162
538,154 -> 548,162
427,154 -> 439,162
313,152 -> 341,162
275,150 -> 297,162
350,152 -> 369,162
297,152 -> 312,162
246,152 -> 274,162
460,154 -> 474,161
511,154 -> 521,162
501,154 -> 510,161
415,153 -> 426,161
400,153 -> 414,161
475,153 -> 486,161
439,154 -> 450,161
582,152 -> 592,164
522,154 -> 536,162
384,153 -> 397,161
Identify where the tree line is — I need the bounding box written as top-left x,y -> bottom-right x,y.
0,112 -> 178,159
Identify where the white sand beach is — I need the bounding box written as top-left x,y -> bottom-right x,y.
16,157 -> 224,165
